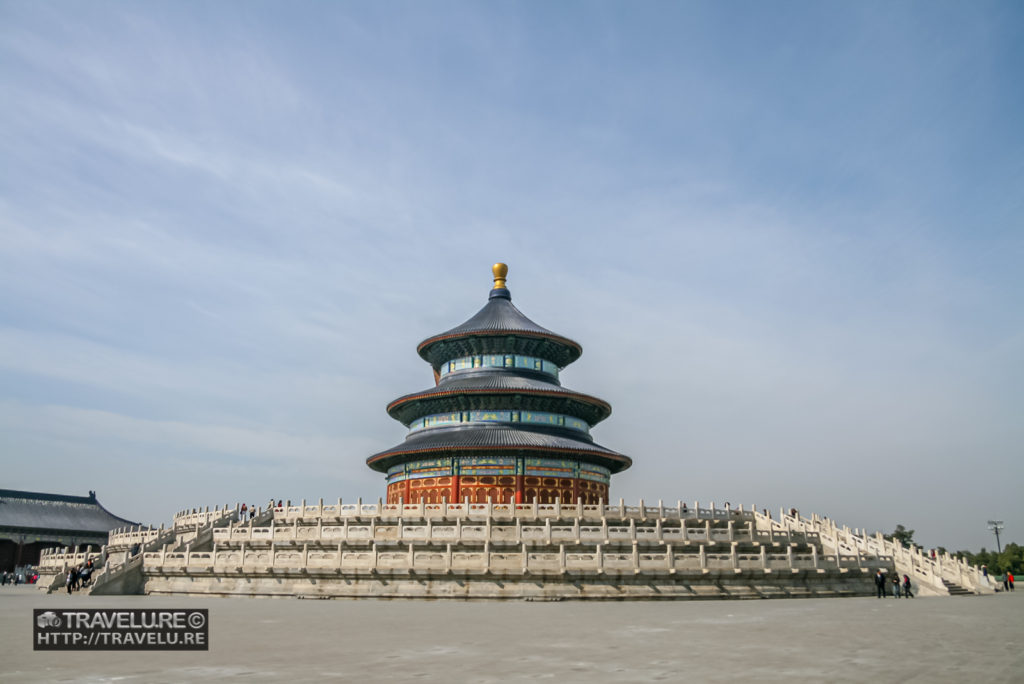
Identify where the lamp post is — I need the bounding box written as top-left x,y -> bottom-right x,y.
987,520 -> 1004,554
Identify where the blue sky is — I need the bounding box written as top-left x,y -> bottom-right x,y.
1,1 -> 1021,551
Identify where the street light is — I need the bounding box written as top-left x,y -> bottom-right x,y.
987,520 -> 1004,554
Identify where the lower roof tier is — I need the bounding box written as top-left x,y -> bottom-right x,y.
366,425 -> 632,474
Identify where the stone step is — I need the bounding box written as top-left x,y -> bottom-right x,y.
942,579 -> 972,596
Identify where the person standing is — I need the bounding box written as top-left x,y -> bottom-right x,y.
875,569 -> 886,598
1009,571 -> 1016,592
903,574 -> 913,598
892,574 -> 901,598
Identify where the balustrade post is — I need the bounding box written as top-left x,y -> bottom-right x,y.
731,542 -> 738,569
629,518 -> 636,541
760,545 -> 767,570
632,541 -> 639,573
658,499 -> 664,519
727,520 -> 735,542
811,545 -> 819,569
559,544 -> 566,574
639,498 -> 645,520
666,543 -> 675,572
699,544 -> 707,570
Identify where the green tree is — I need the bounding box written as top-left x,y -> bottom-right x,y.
886,524 -> 916,549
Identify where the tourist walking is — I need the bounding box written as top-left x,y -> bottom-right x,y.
903,574 -> 913,598
1008,571 -> 1015,591
65,569 -> 73,594
892,574 -> 901,598
875,570 -> 886,598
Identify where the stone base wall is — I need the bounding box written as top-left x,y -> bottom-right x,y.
143,570 -> 877,600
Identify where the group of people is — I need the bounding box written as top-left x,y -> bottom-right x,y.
874,569 -> 913,598
64,560 -> 94,594
238,500 -> 285,521
1,570 -> 32,585
981,565 -> 1016,592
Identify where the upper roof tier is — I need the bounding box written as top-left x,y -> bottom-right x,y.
417,264 -> 583,369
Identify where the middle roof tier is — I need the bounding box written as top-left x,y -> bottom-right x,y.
386,372 -> 612,427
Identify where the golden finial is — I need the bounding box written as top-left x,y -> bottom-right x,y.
492,262 -> 508,289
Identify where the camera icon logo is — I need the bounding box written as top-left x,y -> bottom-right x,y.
36,611 -> 61,628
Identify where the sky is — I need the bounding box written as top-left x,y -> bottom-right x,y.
1,1 -> 1021,552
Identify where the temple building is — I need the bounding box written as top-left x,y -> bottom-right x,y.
0,489 -> 135,570
367,263 -> 631,505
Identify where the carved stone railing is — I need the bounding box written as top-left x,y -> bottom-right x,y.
143,540 -> 884,576
272,499 -> 757,524
210,516 -> 780,547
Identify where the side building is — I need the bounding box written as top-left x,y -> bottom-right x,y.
0,489 -> 136,571
367,264 -> 631,505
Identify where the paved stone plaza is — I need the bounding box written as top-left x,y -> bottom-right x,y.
3,586 -> 1020,683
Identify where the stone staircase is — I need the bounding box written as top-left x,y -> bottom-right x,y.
942,579 -> 972,596
763,509 -> 994,597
